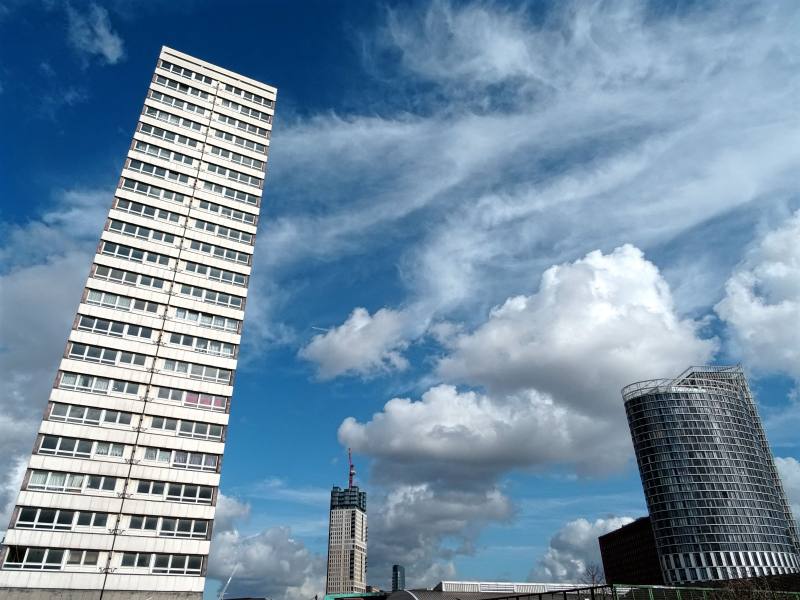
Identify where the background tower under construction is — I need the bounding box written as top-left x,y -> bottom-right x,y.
325,450 -> 367,594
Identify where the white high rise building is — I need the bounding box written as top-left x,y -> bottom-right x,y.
0,47 -> 275,599
325,451 -> 367,595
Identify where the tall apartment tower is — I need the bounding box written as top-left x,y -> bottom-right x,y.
325,450 -> 367,595
0,47 -> 276,599
623,365 -> 800,585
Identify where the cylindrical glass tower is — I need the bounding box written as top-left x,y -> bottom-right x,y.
623,365 -> 800,584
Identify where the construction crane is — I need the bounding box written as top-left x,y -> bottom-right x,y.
217,564 -> 239,600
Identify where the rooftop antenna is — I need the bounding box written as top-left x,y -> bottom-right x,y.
348,447 -> 355,488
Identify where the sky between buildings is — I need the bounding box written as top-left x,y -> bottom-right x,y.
0,1 -> 799,598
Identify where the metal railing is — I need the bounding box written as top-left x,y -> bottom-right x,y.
488,584 -> 800,600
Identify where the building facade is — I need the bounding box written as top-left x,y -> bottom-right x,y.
623,365 -> 800,585
326,454 -> 368,594
0,46 -> 276,599
391,564 -> 405,591
598,516 -> 664,585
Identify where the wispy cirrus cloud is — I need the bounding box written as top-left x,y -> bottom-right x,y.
66,3 -> 125,66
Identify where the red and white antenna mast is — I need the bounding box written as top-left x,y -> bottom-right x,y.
348,448 -> 355,488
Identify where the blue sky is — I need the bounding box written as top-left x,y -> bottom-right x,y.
1,1 -> 800,598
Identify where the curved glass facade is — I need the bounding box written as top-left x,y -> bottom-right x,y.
623,366 -> 800,584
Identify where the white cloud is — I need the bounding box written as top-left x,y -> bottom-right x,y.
299,307 -> 414,378
775,457 -> 800,522
0,187 -> 109,534
437,244 -> 717,411
339,244 -> 714,580
66,3 -> 125,66
530,516 -> 634,582
235,477 -> 330,506
208,494 -> 324,600
263,0 -> 800,331
716,211 -> 800,379
367,483 -> 512,589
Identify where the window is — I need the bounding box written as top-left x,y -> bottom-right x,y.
208,144 -> 265,170
172,450 -> 219,471
159,59 -> 214,85
67,343 -> 147,368
136,480 -> 166,496
67,550 -> 99,566
197,199 -> 257,225
78,315 -> 154,340
156,386 -> 229,412
148,89 -> 206,116
142,447 -> 171,463
135,480 -> 214,504
138,122 -> 199,148
192,217 -> 253,245
166,482 -> 213,504
132,139 -> 194,165
150,416 -> 178,432
201,180 -> 260,206
220,97 -> 272,123
85,289 -> 160,314
152,417 -> 223,440
215,112 -> 268,137
175,307 -> 240,332
86,475 -> 118,491
16,508 -> 75,531
3,546 -> 66,570
223,82 -> 274,108
162,359 -> 232,384
127,158 -> 190,185
188,239 -> 251,265
75,512 -> 109,528
50,403 -> 132,426
178,419 -> 223,440
16,509 -> 106,532
94,441 -> 126,457
39,436 -> 93,458
121,177 -> 187,204
184,261 -> 247,287
205,162 -> 262,188
142,105 -> 202,131
58,372 -> 140,396
159,517 -> 209,539
168,332 -> 235,357
177,283 -> 244,309
93,265 -> 166,290
153,74 -> 209,100
152,553 -> 203,574
28,471 -> 85,493
211,128 -> 267,153
109,219 -> 177,244
121,552 -> 153,568
129,515 -> 159,531
144,447 -> 218,471
101,241 -> 170,267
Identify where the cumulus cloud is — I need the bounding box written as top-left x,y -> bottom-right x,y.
716,211 -> 800,379
340,245 -> 714,581
368,483 -> 512,588
66,3 -> 125,66
208,494 -> 325,600
437,244 -> 717,411
530,517 -> 634,582
299,307 -> 414,378
775,457 -> 800,522
0,188 -> 109,534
